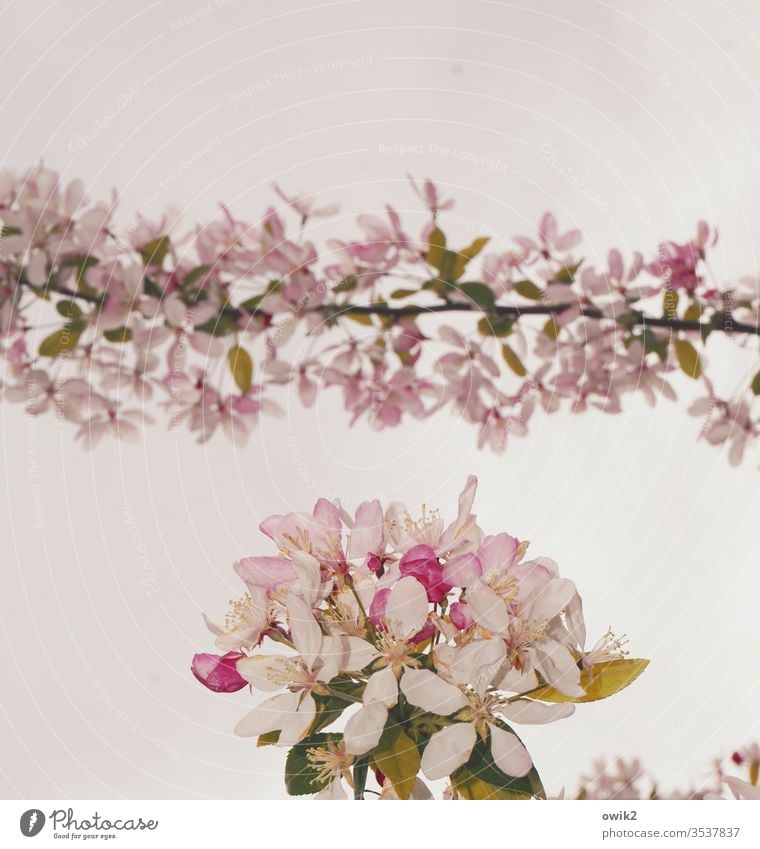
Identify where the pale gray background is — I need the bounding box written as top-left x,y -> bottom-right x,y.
1,0 -> 759,799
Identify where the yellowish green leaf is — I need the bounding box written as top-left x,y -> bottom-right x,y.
529,658 -> 649,704
514,280 -> 544,301
502,343 -> 527,377
543,316 -> 560,339
752,371 -> 760,396
228,344 -> 253,393
345,312 -> 373,326
683,303 -> 702,322
38,321 -> 86,357
426,227 -> 447,271
371,729 -> 420,800
674,338 -> 702,379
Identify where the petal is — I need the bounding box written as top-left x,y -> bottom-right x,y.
499,700 -> 575,725
234,692 -> 299,737
420,723 -> 477,780
532,639 -> 585,698
278,693 -> 316,745
344,702 -> 388,755
286,595 -> 322,669
291,551 -> 322,606
477,533 -> 519,578
363,666 -> 399,708
488,725 -> 532,777
466,581 -> 509,634
348,499 -> 385,560
236,654 -> 290,692
235,555 -> 296,591
385,576 -> 429,638
400,668 -> 468,715
448,638 -> 507,694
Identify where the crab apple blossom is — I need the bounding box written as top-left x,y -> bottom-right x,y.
1,165 -> 759,465
192,476 -> 648,799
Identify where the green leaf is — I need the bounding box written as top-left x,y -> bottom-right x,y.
450,723 -> 545,800
514,280 -> 544,301
673,338 -> 702,379
450,236 -> 490,281
333,275 -> 358,294
345,312 -> 374,326
182,265 -> 210,289
553,260 -> 583,284
285,732 -> 342,796
103,326 -> 133,343
529,658 -> 650,703
390,288 -> 418,300
140,235 -> 170,268
257,730 -> 280,747
310,693 -> 353,734
143,277 -> 163,299
641,329 -> 668,362
457,282 -> 495,310
502,343 -> 527,377
194,313 -> 239,337
370,727 -> 421,800
426,227 -> 447,271
38,320 -> 87,357
227,344 -> 253,393
662,289 -> 679,318
543,316 -> 560,340
751,371 -> 760,396
477,314 -> 514,337
56,300 -> 82,319
353,756 -> 370,800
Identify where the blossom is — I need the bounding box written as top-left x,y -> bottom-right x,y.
192,477 -> 647,799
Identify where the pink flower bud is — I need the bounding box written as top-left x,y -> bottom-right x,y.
191,651 -> 248,693
399,544 -> 452,603
449,601 -> 474,630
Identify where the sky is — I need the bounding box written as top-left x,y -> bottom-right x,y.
1,0 -> 760,799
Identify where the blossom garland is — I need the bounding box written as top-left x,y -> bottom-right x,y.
192,476 -> 647,799
1,166 -> 758,461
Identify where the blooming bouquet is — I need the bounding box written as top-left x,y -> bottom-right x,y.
192,477 -> 648,799
1,166 -> 758,462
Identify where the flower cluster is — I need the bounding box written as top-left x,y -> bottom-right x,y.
191,477 -> 647,799
573,743 -> 760,801
2,166 -> 757,460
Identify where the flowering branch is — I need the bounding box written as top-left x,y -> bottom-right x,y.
192,476 -> 648,800
2,166 -> 758,460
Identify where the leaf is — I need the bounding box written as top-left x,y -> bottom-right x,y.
56,300 -> 82,319
662,288 -> 679,317
140,235 -> 170,268
543,316 -> 560,340
285,732 -> 342,796
353,756 -> 370,800
371,728 -> 420,800
143,277 -> 164,299
310,693 -> 353,734
61,254 -> 100,287
673,338 -> 702,379
103,327 -> 133,343
477,314 -> 514,337
38,320 -> 87,357
514,280 -> 544,301
752,371 -> 760,396
450,723 -> 545,800
227,344 -> 253,393
333,275 -> 358,294
528,658 -> 650,704
502,343 -> 527,377
457,282 -> 495,310
345,312 -> 374,326
641,329 -> 668,362
426,227 -> 447,271
450,236 -> 490,280
683,303 -> 702,322
554,260 -> 583,284
182,265 -> 210,289
257,730 -> 280,747
390,288 -> 418,300
194,313 -> 239,337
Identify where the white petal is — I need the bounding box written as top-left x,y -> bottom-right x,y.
496,667 -> 539,694
489,725 -> 532,777
529,577 -> 578,622
234,692 -> 299,737
447,638 -> 506,694
286,595 -> 322,669
291,551 -> 322,606
466,581 -> 509,633
420,723 -> 477,780
363,667 -> 399,708
500,700 -> 575,725
315,778 -> 349,799
344,702 -> 388,755
278,693 -> 316,745
400,668 -> 468,715
532,638 -> 585,698
386,576 -> 429,638
236,654 -> 290,691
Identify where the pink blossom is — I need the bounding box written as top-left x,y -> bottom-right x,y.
191,651 -> 248,693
